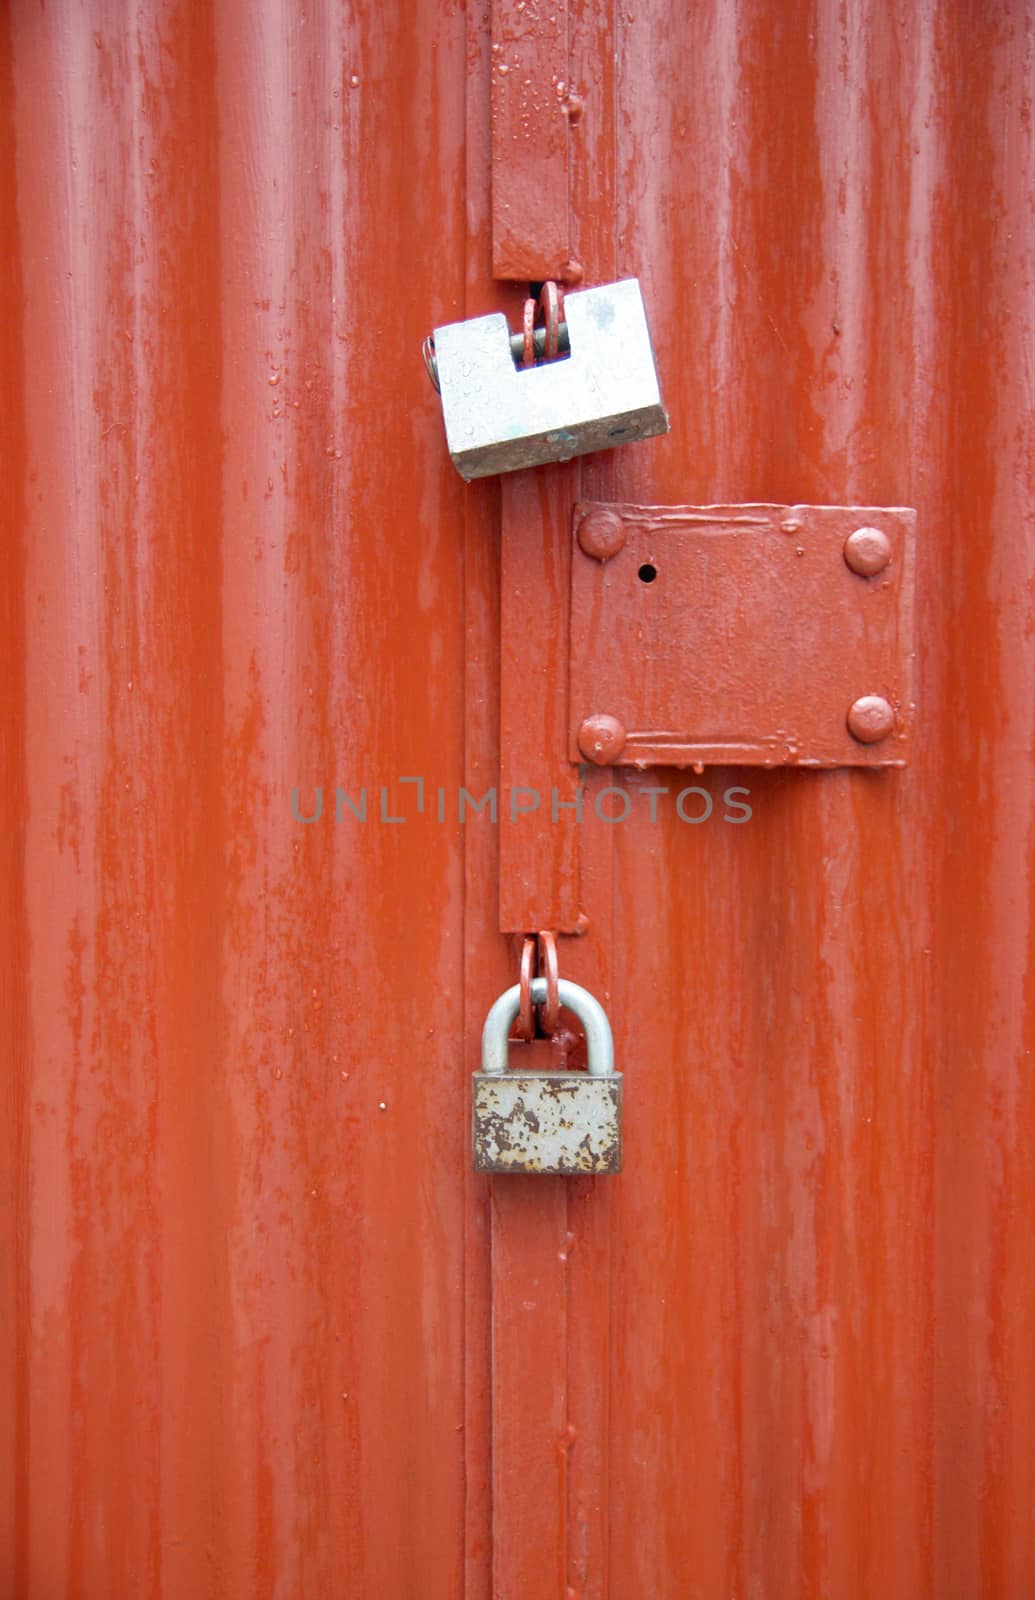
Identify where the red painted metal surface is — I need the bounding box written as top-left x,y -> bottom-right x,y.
3,2 -> 1035,1598
491,0 -> 576,282
499,463 -> 586,934
569,501 -> 916,768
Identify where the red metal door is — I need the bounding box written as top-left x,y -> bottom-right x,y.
2,2 -> 1034,1597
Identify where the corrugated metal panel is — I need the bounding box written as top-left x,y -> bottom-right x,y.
2,1 -> 1033,1596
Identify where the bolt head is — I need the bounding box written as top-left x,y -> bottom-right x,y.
847,695 -> 895,743
844,525 -> 892,577
578,714 -> 627,765
577,508 -> 627,562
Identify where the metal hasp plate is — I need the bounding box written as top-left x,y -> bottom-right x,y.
570,502 -> 916,768
433,279 -> 668,480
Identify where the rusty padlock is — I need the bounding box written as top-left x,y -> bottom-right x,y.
472,977 -> 622,1175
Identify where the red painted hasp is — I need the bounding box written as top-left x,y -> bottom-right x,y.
570,501 -> 916,769
491,0 -> 581,282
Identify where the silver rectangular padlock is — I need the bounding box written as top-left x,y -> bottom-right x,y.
429,278 -> 668,481
472,978 -> 622,1175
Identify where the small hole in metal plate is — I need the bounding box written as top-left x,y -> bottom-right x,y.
638,563 -> 658,584
609,426 -> 629,437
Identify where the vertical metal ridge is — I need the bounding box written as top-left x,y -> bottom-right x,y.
6,5 -> 233,1595
0,0 -> 30,1589
461,8 -> 499,1595
929,8 -> 1035,1598
214,2 -> 314,1578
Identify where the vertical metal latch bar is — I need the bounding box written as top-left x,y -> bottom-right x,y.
490,0 -> 577,282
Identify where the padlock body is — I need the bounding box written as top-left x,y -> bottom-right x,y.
434,279 -> 667,480
472,1071 -> 623,1175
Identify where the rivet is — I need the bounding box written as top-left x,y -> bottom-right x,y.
577,508 -> 627,561
847,695 -> 895,743
844,525 -> 892,577
577,713 -> 627,765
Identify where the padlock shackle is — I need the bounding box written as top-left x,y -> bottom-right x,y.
481,977 -> 615,1078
